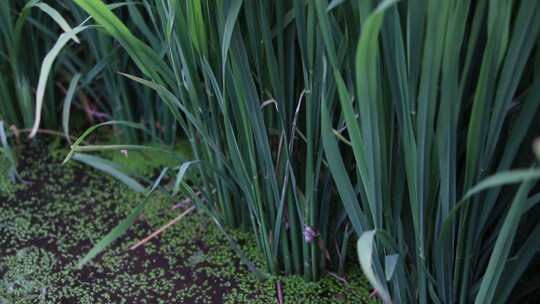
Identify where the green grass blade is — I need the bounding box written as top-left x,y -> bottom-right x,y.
493,221 -> 540,303
474,178 -> 535,304
31,2 -> 81,43
76,168 -> 168,268
62,73 -> 81,143
221,0 -> 243,73
72,153 -> 145,193
173,161 -> 199,196
357,230 -> 392,304
63,120 -> 151,164
320,98 -> 365,234
30,24 -> 88,138
463,170 -> 540,201
74,0 -> 174,86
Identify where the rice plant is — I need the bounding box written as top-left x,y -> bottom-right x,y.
62,1 -> 178,144
0,0 -> 171,146
68,0 -> 351,281
318,0 -> 540,303
0,0 -> 74,130
28,0 -> 540,300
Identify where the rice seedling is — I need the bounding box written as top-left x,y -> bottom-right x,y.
318,0 -> 540,302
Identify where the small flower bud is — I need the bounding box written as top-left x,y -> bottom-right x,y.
303,225 -> 318,243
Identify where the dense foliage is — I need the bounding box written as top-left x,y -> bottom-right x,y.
1,0 -> 539,303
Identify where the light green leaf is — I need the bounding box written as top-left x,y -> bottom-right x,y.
221,0 -> 243,73
62,73 -> 81,143
463,169 -> 540,200
173,161 -> 199,196
357,230 -> 392,304
76,168 -> 168,268
385,254 -> 399,281
30,25 -> 89,138
72,153 -> 145,193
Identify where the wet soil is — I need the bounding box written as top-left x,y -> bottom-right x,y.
0,140 -> 374,304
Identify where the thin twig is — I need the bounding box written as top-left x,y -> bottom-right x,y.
172,196 -> 193,210
276,280 -> 284,304
130,205 -> 196,250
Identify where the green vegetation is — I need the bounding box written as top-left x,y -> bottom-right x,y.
318,1 -> 540,303
0,0 -> 64,129
0,121 -> 20,190
105,140 -> 192,177
67,0 -> 353,282
0,1 -> 175,144
0,143 -> 374,303
67,1 -> 540,297
0,0 -> 539,303
0,154 -> 13,193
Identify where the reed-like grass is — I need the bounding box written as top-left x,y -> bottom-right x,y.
0,0 -> 72,129
0,1 -> 173,145
69,0 -> 350,281
63,1 -> 178,144
318,0 -> 540,303
24,0 -> 540,301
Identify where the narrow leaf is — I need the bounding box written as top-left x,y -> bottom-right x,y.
62,73 -> 81,143
76,168 -> 168,268
357,230 -> 392,304
72,153 -> 145,193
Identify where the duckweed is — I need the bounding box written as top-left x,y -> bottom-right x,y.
0,141 -> 375,303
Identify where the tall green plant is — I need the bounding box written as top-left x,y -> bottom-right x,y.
0,0 -> 76,130
319,0 -> 540,303
0,1 -> 170,144
69,0 -> 349,281
63,1 -> 177,144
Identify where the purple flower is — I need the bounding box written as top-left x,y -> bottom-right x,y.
303,225 -> 318,243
